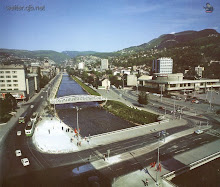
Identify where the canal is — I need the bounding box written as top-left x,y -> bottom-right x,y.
56,74 -> 135,137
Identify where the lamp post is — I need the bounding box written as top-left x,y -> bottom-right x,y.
73,106 -> 80,135
156,135 -> 160,186
210,86 -> 213,110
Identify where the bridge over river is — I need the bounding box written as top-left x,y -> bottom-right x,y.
50,95 -> 107,105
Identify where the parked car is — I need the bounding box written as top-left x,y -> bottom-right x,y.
15,150 -> 22,157
21,158 -> 30,166
159,106 -> 165,110
194,129 -> 203,134
17,131 -> 21,136
30,105 -> 34,108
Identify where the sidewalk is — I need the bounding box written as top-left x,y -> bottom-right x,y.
33,115 -> 191,154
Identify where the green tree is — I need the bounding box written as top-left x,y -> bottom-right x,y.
138,91 -> 148,105
0,93 -> 17,122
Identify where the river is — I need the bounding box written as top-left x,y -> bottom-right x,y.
56,74 -> 135,137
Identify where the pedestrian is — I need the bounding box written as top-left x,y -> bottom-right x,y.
87,139 -> 89,144
77,142 -> 79,146
62,126 -> 63,130
146,179 -> 149,186
48,129 -> 50,134
70,138 -> 72,143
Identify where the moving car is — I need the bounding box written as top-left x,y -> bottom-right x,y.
194,129 -> 204,134
15,150 -> 22,157
17,131 -> 21,136
21,158 -> 30,166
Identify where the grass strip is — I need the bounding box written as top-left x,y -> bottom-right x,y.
104,100 -> 158,125
71,76 -> 100,96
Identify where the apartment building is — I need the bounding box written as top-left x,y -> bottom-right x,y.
0,64 -> 39,100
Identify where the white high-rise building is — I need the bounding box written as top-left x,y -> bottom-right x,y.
152,57 -> 173,74
101,59 -> 108,71
78,62 -> 85,70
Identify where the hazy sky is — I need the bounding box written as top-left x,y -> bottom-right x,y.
0,0 -> 219,52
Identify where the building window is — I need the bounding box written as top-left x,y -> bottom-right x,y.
0,80 -> 4,82
8,89 -> 12,90
12,71 -> 17,73
5,71 -> 10,73
14,88 -> 18,90
1,89 -> 6,91
6,76 -> 11,78
0,84 -> 5,87
7,84 -> 12,87
13,80 -> 18,82
13,84 -> 18,87
13,75 -> 17,78
188,83 -> 190,86
0,71 -> 4,74
6,80 -> 11,82
0,76 -> 4,78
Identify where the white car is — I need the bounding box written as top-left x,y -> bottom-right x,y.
15,150 -> 22,157
21,158 -> 30,166
30,105 -> 34,108
17,131 -> 21,136
194,129 -> 204,134
41,96 -> 43,98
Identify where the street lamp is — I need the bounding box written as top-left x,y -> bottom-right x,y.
156,134 -> 160,186
73,106 -> 81,136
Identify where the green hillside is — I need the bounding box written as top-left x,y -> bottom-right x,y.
0,49 -> 70,64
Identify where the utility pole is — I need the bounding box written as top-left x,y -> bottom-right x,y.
160,85 -> 163,102
156,135 -> 160,186
76,106 -> 79,134
210,86 -> 213,110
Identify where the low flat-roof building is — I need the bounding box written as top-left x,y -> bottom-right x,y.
138,73 -> 220,93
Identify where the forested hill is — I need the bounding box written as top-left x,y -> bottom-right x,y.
0,49 -> 70,64
101,29 -> 220,79
122,29 -> 219,52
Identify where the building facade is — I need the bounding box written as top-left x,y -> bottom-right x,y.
138,73 -> 220,93
0,64 -> 39,100
152,57 -> 173,74
101,59 -> 108,71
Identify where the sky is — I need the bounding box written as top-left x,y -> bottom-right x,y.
0,0 -> 220,52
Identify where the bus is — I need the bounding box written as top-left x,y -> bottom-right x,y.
19,112 -> 27,124
25,120 -> 36,137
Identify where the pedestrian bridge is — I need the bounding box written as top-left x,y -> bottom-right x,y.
50,95 -> 106,105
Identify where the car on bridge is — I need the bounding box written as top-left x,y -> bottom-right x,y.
21,158 -> 30,166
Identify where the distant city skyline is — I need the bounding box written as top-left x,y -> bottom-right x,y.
0,0 -> 220,52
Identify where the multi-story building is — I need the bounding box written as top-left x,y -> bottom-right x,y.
152,57 -> 173,74
195,65 -> 204,78
78,62 -> 85,70
0,64 -> 39,100
101,59 -> 108,71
